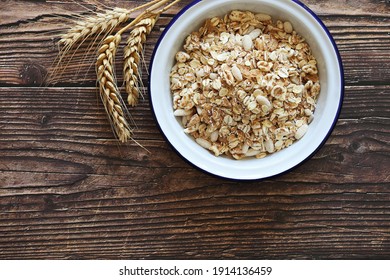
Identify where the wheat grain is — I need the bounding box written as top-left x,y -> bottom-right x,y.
123,14 -> 158,106
96,34 -> 132,143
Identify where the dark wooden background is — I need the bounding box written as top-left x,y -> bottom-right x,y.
0,0 -> 389,259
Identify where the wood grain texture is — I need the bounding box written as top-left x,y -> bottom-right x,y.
0,0 -> 389,260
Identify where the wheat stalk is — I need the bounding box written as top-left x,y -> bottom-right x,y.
93,1 -> 179,142
96,34 -> 132,143
123,14 -> 158,106
93,8 -> 162,143
53,0 -> 182,143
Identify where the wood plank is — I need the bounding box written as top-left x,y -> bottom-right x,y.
0,86 -> 388,189
0,0 -> 187,26
0,0 -> 389,260
0,178 -> 389,259
1,144 -> 389,259
0,1 -> 389,86
0,85 -> 388,140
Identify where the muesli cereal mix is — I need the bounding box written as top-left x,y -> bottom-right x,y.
170,10 -> 320,159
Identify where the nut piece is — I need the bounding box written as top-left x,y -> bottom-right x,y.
242,35 -> 253,51
216,53 -> 229,62
248,28 -> 262,39
196,138 -> 212,149
210,131 -> 219,142
256,95 -> 272,109
245,149 -> 261,157
255,13 -> 271,22
174,109 -> 193,117
231,65 -> 243,81
265,139 -> 275,153
295,124 -> 309,140
283,21 -> 293,33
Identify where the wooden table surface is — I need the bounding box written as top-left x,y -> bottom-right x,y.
0,0 -> 389,260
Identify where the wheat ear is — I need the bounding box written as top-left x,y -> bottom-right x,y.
60,8 -> 130,50
47,7 -> 132,85
59,0 -> 166,50
119,0 -> 181,106
123,14 -> 158,106
96,34 -> 132,143
93,0 -> 181,142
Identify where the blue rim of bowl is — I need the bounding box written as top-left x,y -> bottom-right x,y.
149,0 -> 345,181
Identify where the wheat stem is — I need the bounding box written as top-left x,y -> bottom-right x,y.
117,0 -> 180,36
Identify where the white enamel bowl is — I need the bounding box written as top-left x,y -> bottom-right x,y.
149,0 -> 344,180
